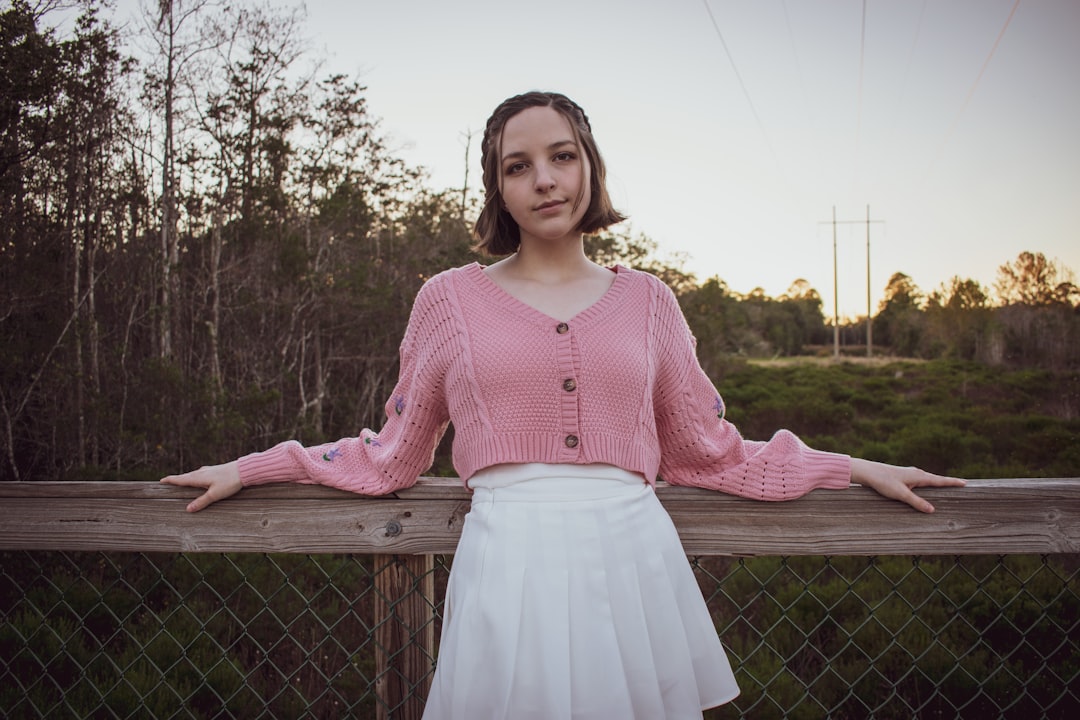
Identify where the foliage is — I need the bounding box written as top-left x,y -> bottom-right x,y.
702,554 -> 1080,719
871,272 -> 925,356
996,251 -> 1079,307
853,256 -> 1080,368
0,551 -> 386,717
679,276 -> 829,380
718,360 -> 1080,479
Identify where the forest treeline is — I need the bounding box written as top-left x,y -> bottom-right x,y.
2,1 -> 1078,483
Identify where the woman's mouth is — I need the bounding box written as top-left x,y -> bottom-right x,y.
535,200 -> 565,213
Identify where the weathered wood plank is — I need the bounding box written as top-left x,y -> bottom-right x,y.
663,480 -> 1080,555
0,496 -> 472,554
0,477 -> 468,500
1,478 -> 1077,555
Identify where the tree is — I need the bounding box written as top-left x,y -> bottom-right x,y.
0,0 -> 138,480
0,1 -> 61,210
194,2 -> 310,234
990,252 -> 1079,368
995,251 -> 1078,307
875,273 -> 925,356
173,1 -> 311,440
779,279 -> 828,349
680,277 -> 736,376
923,277 -> 994,361
138,0 -> 218,359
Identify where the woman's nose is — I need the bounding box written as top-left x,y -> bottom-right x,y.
534,163 -> 556,191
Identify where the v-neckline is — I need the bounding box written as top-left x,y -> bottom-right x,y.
465,262 -> 628,326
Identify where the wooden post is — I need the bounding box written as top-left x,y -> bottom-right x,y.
374,554 -> 435,720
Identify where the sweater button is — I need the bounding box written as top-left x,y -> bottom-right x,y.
564,434 -> 579,448
562,378 -> 577,392
555,322 -> 569,334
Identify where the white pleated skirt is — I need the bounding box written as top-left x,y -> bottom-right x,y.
422,463 -> 739,720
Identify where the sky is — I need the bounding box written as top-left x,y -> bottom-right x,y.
103,0 -> 1079,319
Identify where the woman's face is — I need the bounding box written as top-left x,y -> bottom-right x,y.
498,105 -> 591,248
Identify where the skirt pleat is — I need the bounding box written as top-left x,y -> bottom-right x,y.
423,463 -> 739,720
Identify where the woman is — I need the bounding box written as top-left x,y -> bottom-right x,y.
162,91 -> 964,719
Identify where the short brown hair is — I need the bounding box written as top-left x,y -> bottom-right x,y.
473,91 -> 626,256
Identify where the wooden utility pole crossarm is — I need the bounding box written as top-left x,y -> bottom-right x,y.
2,477 -> 1078,556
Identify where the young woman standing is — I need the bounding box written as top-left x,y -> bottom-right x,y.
162,91 -> 964,719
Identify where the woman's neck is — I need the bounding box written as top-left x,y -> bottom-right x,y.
483,236 -> 616,321
509,235 -> 597,280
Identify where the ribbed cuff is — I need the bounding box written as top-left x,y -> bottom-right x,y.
236,441 -> 301,487
807,450 -> 852,490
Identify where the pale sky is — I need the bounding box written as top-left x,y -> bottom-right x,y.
107,0 -> 1080,319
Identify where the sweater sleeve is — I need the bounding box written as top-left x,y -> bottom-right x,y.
650,279 -> 851,500
235,280 -> 453,496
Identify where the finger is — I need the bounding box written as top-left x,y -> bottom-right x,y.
908,475 -> 966,511
904,473 -> 966,490
160,471 -> 214,509
160,473 -> 208,488
897,487 -> 935,514
911,494 -> 935,514
881,475 -> 934,513
917,476 -> 967,488
186,491 -> 216,513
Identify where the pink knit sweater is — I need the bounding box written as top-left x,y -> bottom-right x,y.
237,263 -> 851,498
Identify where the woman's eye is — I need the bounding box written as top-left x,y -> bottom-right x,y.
505,162 -> 527,175
554,151 -> 576,162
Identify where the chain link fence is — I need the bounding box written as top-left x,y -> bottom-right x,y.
2,551 -> 1078,718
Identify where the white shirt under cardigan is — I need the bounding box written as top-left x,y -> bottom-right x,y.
236,263 -> 852,497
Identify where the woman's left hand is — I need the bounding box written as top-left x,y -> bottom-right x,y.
850,458 -> 966,513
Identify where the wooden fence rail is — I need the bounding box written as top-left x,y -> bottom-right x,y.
2,477 -> 1078,555
2,477 -> 1079,718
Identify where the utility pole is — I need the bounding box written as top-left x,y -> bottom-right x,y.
865,204 -> 873,357
820,206 -> 884,358
832,206 -> 839,358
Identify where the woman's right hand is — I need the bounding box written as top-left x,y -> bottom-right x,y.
160,461 -> 242,512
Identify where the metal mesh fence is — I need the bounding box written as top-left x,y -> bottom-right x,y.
2,551 -> 1077,719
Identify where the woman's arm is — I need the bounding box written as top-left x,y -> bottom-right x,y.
850,457 -> 966,513
158,275 -> 455,512
649,277 -> 966,509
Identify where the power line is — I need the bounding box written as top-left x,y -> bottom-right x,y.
780,0 -> 813,126
855,0 -> 867,166
923,0 -> 1021,178
891,0 -> 928,133
700,0 -> 776,161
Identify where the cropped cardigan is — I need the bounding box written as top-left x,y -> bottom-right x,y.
237,263 -> 851,499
